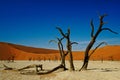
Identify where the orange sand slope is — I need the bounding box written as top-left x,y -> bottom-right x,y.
0,42 -> 120,60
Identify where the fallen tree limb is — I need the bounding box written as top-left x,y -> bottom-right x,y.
18,64 -> 42,71
37,64 -> 67,75
3,64 -> 43,72
3,64 -> 15,70
3,64 -> 67,75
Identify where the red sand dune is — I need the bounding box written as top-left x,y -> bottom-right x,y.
0,42 -> 120,60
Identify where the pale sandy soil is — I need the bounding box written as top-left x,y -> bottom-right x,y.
0,60 -> 120,80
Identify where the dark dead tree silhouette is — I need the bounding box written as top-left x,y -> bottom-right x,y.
7,54 -> 16,63
57,37 -> 66,67
56,27 -> 78,71
11,55 -> 15,62
79,14 -> 118,71
28,57 -> 32,61
109,56 -> 114,61
50,37 -> 68,70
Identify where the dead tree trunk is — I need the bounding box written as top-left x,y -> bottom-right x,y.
66,36 -> 75,71
49,37 -> 67,70
80,14 -> 118,71
56,27 -> 75,71
57,37 -> 66,68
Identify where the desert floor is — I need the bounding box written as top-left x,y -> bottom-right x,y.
0,60 -> 120,80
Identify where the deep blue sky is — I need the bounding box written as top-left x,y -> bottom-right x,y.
0,0 -> 120,50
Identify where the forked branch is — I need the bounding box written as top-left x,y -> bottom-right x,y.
56,37 -> 65,55
56,27 -> 67,38
99,14 -> 108,22
99,14 -> 108,29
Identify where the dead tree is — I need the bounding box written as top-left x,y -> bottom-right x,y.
7,54 -> 16,63
49,37 -> 67,70
80,14 -> 118,71
29,57 -> 32,61
56,27 -> 78,71
109,56 -> 114,61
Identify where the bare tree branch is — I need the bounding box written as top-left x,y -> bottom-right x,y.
71,42 -> 78,45
56,27 -> 67,38
99,14 -> 108,29
89,42 -> 107,57
56,37 -> 65,54
37,64 -> 67,75
49,40 -> 57,44
90,19 -> 94,37
3,64 -> 14,70
56,27 -> 75,70
101,28 -> 118,34
67,28 -> 70,36
56,37 -> 64,41
99,14 -> 108,22
94,14 -> 108,39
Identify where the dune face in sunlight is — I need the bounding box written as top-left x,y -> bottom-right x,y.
0,42 -> 120,60
0,42 -> 59,60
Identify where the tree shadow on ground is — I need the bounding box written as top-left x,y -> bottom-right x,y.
87,68 -> 120,72
101,68 -> 119,72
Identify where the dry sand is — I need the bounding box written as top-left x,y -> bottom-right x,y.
0,60 -> 120,80
1,42 -> 120,60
